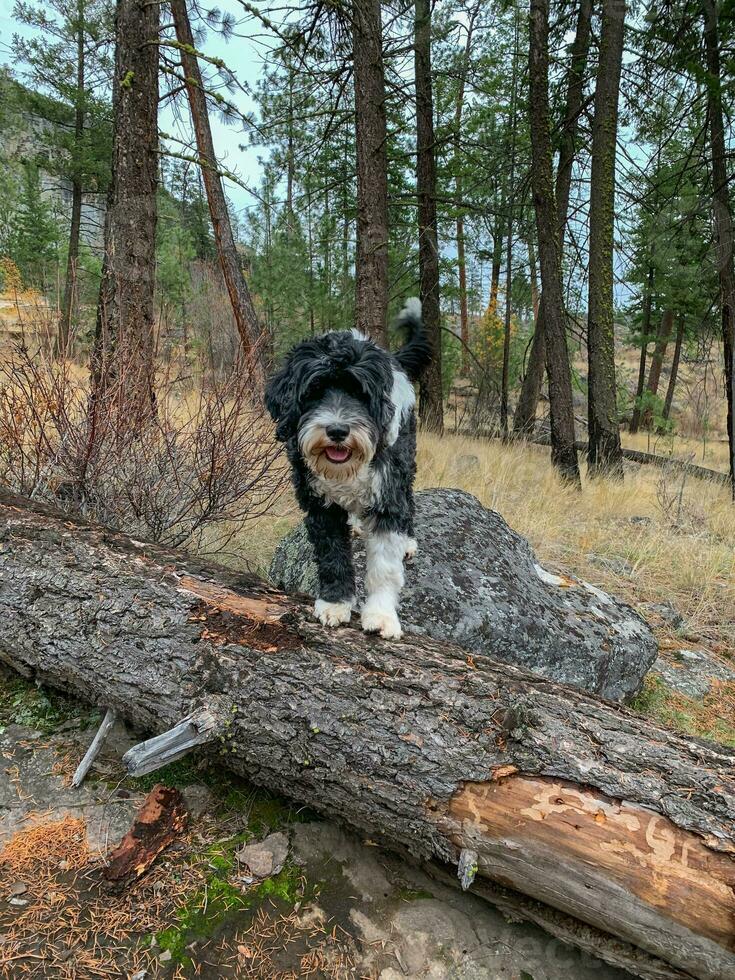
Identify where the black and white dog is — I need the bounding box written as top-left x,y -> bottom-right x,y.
265,299 -> 430,639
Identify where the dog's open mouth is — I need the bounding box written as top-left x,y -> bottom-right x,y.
323,445 -> 353,464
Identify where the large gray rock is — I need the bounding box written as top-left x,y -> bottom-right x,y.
269,488 -> 657,702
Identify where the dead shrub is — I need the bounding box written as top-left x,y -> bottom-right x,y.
0,341 -> 287,554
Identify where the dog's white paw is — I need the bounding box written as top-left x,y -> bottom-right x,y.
361,601 -> 402,640
314,598 -> 353,627
404,537 -> 418,560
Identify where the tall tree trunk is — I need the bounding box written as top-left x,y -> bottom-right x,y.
514,0 -> 591,437
171,0 -> 265,384
489,225 -> 502,312
702,0 -> 735,498
453,3 -> 479,377
528,237 -> 539,320
661,314 -> 685,426
353,0 -> 389,347
500,13 -> 520,438
587,0 -> 625,478
528,0 -> 580,485
57,0 -> 86,357
641,308 -> 674,429
629,262 -> 655,434
415,0 -> 443,433
90,0 -> 159,415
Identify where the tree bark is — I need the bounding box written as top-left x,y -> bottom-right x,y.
641,308 -> 674,430
90,0 -> 158,414
661,314 -> 685,426
528,0 -> 580,484
630,262 -> 655,434
528,237 -> 539,320
587,0 -> 625,478
353,0 -> 389,347
171,0 -> 265,384
415,0 -> 443,433
0,489 -> 734,980
514,0 -> 591,439
702,0 -> 735,499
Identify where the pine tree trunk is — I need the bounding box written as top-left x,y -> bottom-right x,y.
641,309 -> 674,430
528,0 -> 580,485
58,0 -> 85,358
514,0 -> 591,437
702,0 -> 735,499
90,0 -> 159,415
353,0 -> 389,347
453,3 -> 479,377
500,16 -> 519,439
1,489 -> 734,980
528,237 -> 539,320
171,0 -> 265,384
629,263 -> 655,434
415,0 -> 443,433
660,314 -> 685,426
514,295 -> 546,436
587,0 -> 625,478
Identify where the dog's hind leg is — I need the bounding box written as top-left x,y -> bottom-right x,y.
305,505 -> 355,627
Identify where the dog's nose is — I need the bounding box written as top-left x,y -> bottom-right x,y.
325,423 -> 350,443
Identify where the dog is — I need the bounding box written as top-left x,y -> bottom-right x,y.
265,298 -> 431,639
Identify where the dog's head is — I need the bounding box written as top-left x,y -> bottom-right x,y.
265,331 -> 397,480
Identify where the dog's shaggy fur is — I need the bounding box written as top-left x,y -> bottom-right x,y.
265,299 -> 430,638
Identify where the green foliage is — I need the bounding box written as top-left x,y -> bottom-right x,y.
0,668 -> 99,735
7,162 -> 61,287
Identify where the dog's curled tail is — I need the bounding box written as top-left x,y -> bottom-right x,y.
394,297 -> 432,382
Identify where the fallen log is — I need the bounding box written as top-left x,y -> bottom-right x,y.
0,489 -> 733,980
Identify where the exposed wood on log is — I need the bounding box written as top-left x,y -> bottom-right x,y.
123,708 -> 222,777
103,785 -> 187,888
0,489 -> 733,979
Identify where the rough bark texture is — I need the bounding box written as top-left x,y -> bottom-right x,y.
415,0 -> 444,433
630,263 -> 655,434
514,0 -> 591,438
103,785 -> 187,888
702,0 -> 735,499
528,0 -> 580,484
353,0 -> 389,347
0,490 -> 733,980
91,0 -> 158,410
587,0 -> 625,479
642,309 -> 674,429
171,0 -> 265,384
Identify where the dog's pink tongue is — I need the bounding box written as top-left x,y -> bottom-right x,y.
325,445 -> 350,462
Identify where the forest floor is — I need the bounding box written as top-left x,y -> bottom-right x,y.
0,670 -> 633,980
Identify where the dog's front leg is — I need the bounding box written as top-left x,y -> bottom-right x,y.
305,505 -> 355,627
361,528 -> 407,640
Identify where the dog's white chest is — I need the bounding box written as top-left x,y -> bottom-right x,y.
309,464 -> 380,514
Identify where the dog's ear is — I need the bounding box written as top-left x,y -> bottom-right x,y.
346,347 -> 395,440
264,360 -> 296,442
